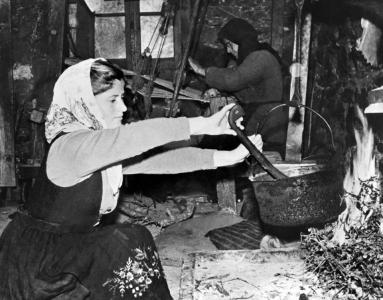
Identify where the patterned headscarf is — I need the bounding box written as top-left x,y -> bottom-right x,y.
45,58 -> 106,143
45,58 -> 123,200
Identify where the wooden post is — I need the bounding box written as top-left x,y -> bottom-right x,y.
216,169 -> 237,214
190,0 -> 209,57
174,0 -> 192,69
0,0 -> 15,188
285,7 -> 312,162
75,0 -> 95,59
125,0 -> 141,71
271,0 -> 285,54
168,0 -> 202,117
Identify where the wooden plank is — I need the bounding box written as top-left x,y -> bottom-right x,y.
0,0 -> 15,187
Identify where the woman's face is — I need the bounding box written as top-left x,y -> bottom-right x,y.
95,79 -> 127,128
223,39 -> 239,59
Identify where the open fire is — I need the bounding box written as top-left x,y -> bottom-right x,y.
302,105 -> 383,299
332,106 -> 382,245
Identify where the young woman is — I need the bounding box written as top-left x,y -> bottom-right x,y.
0,58 -> 262,299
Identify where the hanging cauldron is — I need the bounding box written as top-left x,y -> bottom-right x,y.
228,104 -> 345,227
251,167 -> 344,227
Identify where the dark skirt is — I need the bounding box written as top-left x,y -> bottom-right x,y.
0,213 -> 173,300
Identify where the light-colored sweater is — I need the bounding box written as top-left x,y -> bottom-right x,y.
46,117 -> 216,213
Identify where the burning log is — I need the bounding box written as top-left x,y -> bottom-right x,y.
302,106 -> 383,299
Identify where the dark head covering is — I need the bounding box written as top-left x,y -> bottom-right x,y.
218,18 -> 282,65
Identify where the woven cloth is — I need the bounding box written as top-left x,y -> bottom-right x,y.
205,220 -> 263,250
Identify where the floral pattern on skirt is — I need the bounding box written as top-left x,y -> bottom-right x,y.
0,213 -> 173,300
103,247 -> 162,298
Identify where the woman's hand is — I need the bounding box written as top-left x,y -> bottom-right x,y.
202,88 -> 220,99
188,57 -> 206,77
213,134 -> 263,167
189,103 -> 243,136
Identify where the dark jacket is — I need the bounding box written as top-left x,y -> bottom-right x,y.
205,18 -> 288,153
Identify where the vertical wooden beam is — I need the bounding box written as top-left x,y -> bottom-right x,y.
190,0 -> 209,57
271,0 -> 285,54
0,0 -> 15,187
168,0 -> 202,117
216,170 -> 237,214
125,0 -> 140,70
173,4 -> 182,69
174,0 -> 192,69
285,12 -> 312,161
38,0 -> 68,109
76,0 -> 95,58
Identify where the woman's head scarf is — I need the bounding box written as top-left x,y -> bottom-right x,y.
45,58 -> 123,199
45,58 -> 107,143
217,18 -> 282,65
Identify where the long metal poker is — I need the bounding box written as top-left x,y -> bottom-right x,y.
228,105 -> 288,179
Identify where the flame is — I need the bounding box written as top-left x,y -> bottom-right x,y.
343,106 -> 376,196
332,106 -> 379,244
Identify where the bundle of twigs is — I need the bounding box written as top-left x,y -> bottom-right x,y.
301,179 -> 383,299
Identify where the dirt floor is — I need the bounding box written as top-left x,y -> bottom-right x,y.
156,210 -> 245,299
0,172 -> 302,300
0,205 -> 244,299
0,206 -> 17,235
0,205 -> 302,300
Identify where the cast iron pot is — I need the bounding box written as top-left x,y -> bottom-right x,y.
251,168 -> 345,227
228,104 -> 345,227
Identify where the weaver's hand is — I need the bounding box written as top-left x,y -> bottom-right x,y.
202,88 -> 220,99
213,134 -> 263,167
188,57 -> 206,77
189,104 -> 244,136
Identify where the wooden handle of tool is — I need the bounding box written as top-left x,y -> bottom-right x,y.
228,105 -> 288,179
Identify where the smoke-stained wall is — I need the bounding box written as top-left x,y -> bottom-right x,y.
12,0 -> 66,164
307,18 -> 383,158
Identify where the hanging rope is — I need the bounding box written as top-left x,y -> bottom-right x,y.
131,0 -> 176,118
